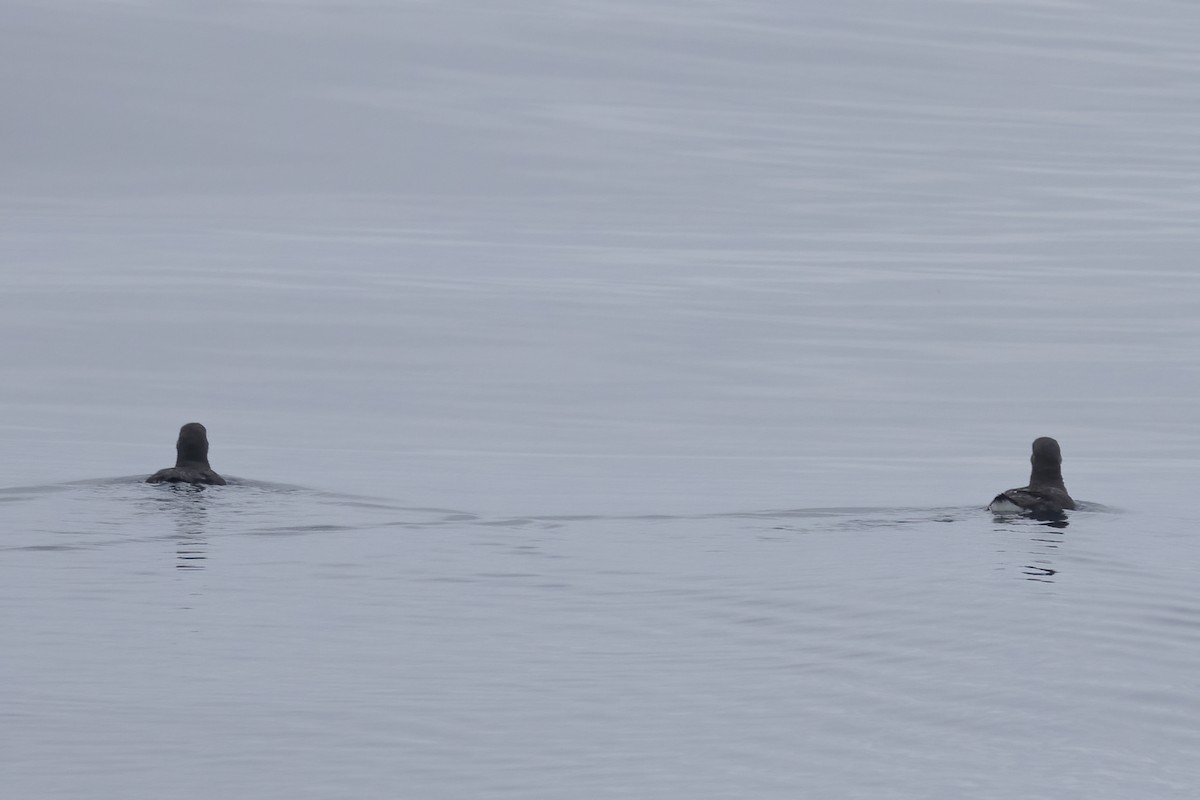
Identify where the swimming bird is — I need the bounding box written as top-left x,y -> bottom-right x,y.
988,436 -> 1075,515
146,422 -> 227,486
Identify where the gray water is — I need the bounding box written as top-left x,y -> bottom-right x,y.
3,1 -> 1200,797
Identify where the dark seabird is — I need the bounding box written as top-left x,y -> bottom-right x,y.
146,422 -> 227,486
988,436 -> 1075,515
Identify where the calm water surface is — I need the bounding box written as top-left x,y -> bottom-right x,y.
3,1 -> 1200,797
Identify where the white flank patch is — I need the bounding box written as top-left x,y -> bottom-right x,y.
988,497 -> 1024,514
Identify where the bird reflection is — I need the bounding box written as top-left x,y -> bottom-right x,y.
1022,563 -> 1057,580
167,484 -> 210,571
992,512 -> 1067,583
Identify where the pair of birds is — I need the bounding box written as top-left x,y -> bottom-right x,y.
146,423 -> 1077,515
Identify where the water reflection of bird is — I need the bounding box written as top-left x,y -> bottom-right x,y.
169,485 -> 209,571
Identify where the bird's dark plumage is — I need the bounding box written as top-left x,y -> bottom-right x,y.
989,436 -> 1074,515
147,422 -> 226,486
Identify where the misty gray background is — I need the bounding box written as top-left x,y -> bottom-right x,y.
3,1 -> 1200,798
